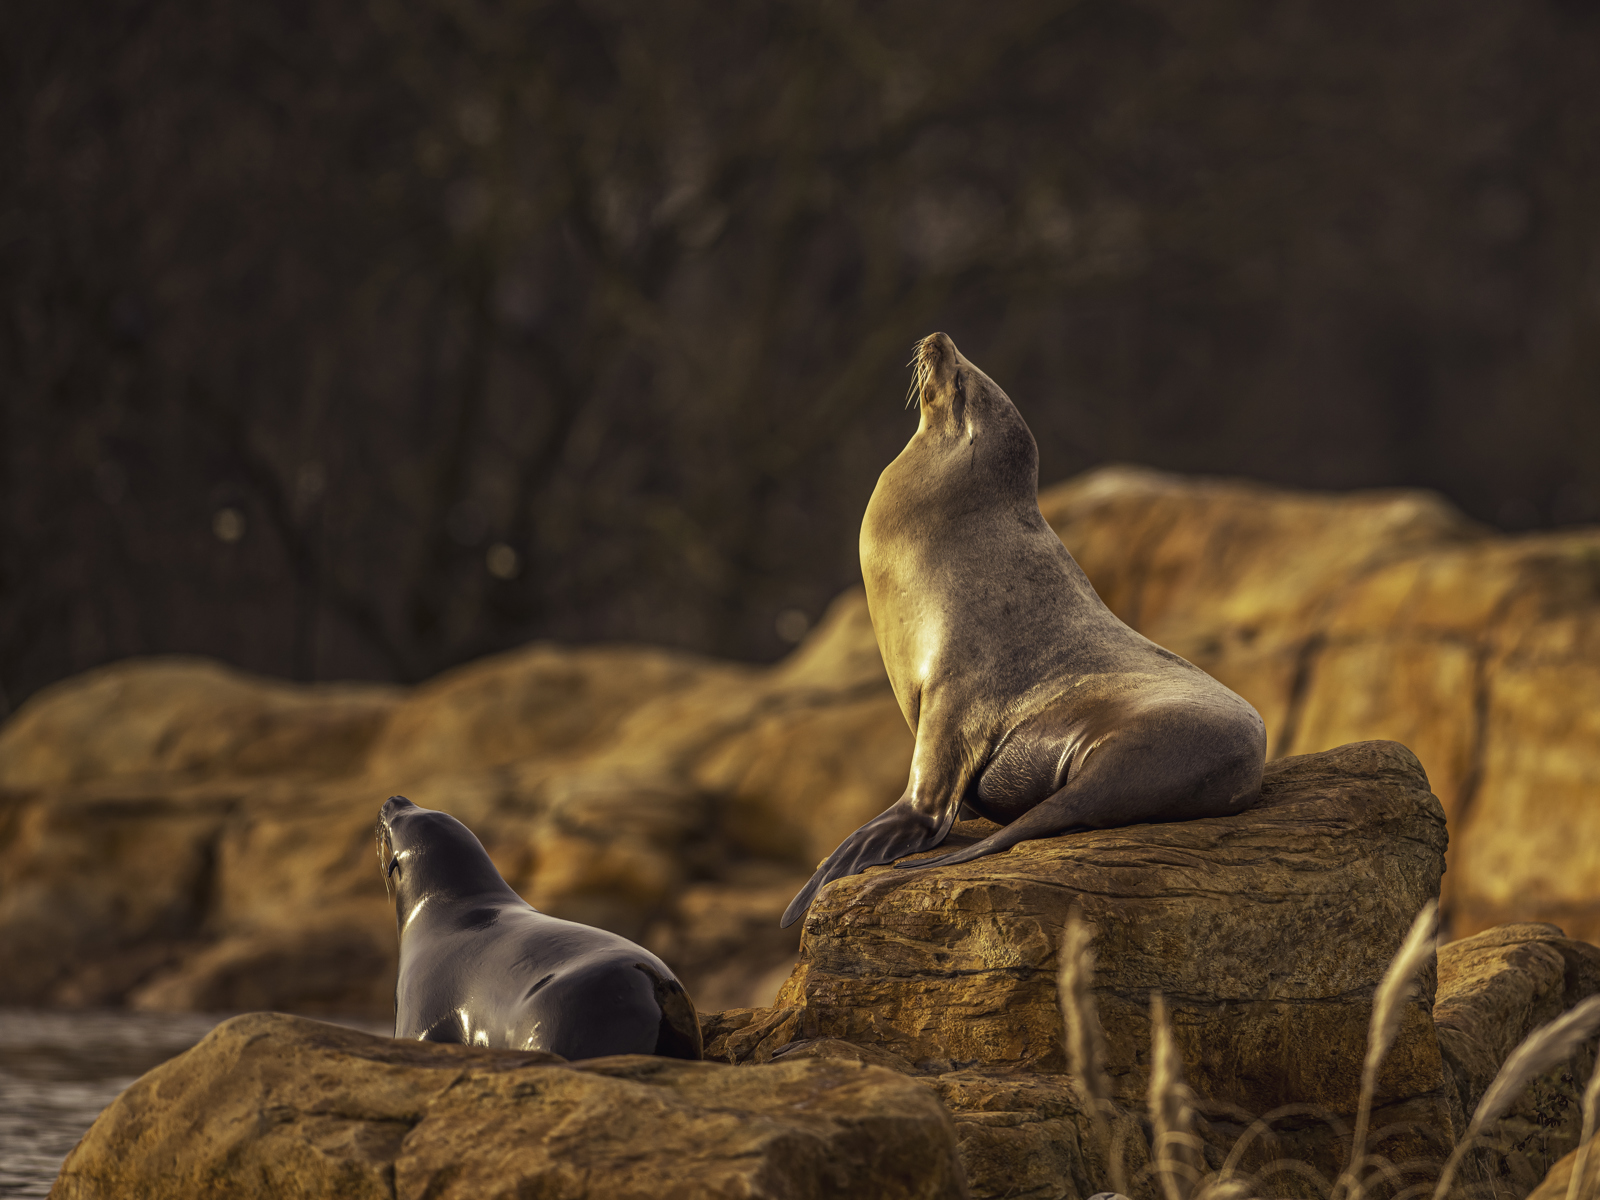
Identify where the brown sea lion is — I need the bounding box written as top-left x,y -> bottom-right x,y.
781,333 -> 1266,927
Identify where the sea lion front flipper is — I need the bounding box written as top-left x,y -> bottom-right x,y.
779,799 -> 953,928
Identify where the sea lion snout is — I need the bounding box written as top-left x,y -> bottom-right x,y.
911,332 -> 962,405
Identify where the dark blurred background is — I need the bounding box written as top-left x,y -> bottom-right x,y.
3,0 -> 1598,713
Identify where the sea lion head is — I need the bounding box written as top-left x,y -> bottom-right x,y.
376,795 -> 511,929
888,332 -> 1040,510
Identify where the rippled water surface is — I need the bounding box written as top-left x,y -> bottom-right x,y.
0,1009 -> 386,1198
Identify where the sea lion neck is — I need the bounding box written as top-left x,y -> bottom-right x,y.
902,332 -> 1039,511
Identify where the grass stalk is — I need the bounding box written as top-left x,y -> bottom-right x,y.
1150,991 -> 1202,1200
1565,1051 -> 1600,1200
1058,906 -> 1127,1195
1338,900 -> 1439,1200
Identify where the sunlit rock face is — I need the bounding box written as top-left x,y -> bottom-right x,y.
709,740 -> 1456,1193
1433,923 -> 1600,1194
1040,466 -> 1600,944
49,1012 -> 969,1200
0,592 -> 905,1015
703,743 -> 1598,1200
2,465 -> 1600,1017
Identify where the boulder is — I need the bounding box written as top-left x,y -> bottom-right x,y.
1434,924 -> 1600,1194
1041,466 -> 1600,944
0,592 -> 890,1011
1528,1143 -> 1600,1200
7,464 -> 1600,1016
0,657 -> 399,787
726,742 -> 1446,1102
710,741 -> 1454,1197
49,1011 -> 971,1200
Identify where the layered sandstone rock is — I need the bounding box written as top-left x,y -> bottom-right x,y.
1528,1144 -> 1600,1200
3,465 -> 1600,1016
701,744 -> 1599,1200
707,740 -> 1454,1195
49,1011 -> 970,1200
1041,467 -> 1600,943
0,592 -> 898,1014
1434,924 -> 1600,1194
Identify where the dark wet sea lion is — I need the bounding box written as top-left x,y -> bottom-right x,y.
377,795 -> 702,1059
781,333 -> 1266,927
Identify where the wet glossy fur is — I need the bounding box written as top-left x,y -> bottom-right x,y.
378,796 -> 701,1059
781,333 -> 1266,927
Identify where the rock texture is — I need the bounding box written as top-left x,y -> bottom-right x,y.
50,1011 -> 970,1200
4,465 -> 1600,1014
1434,924 -> 1600,1195
726,742 -> 1445,1102
708,741 -> 1454,1197
0,594 -> 899,1014
1041,467 -> 1600,943
1528,1143 -> 1600,1200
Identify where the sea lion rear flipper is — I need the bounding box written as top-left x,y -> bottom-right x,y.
780,800 -> 953,928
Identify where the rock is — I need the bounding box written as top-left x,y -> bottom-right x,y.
1433,924 -> 1600,1193
8,465 -> 1600,1016
0,657 -> 399,788
1528,1142 -> 1600,1200
0,775 -> 238,1006
0,593 -> 887,1012
717,741 -> 1454,1195
748,742 -> 1445,1101
1041,466 -> 1600,944
929,1072 -> 1131,1200
126,922 -> 395,1015
49,1011 -> 971,1200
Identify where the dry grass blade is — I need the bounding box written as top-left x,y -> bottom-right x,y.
1150,991 -> 1202,1200
1057,906 -> 1126,1194
1339,900 -> 1438,1200
1192,1176 -> 1253,1200
1253,1158 -> 1334,1197
1059,907 -> 1113,1114
1434,994 -> 1600,1200
1567,1052 -> 1600,1200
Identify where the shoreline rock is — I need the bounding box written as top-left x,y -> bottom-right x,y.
49,1011 -> 972,1200
4,465 -> 1600,1022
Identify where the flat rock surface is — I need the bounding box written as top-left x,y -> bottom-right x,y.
706,741 -> 1453,1198
735,742 -> 1447,1113
49,1012 -> 971,1200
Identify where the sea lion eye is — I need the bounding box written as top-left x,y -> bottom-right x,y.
387,856 -> 402,880
951,373 -> 967,426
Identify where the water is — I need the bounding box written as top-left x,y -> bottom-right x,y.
0,1009 -> 387,1199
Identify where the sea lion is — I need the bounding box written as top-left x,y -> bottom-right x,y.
781,333 -> 1266,927
377,795 -> 702,1060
